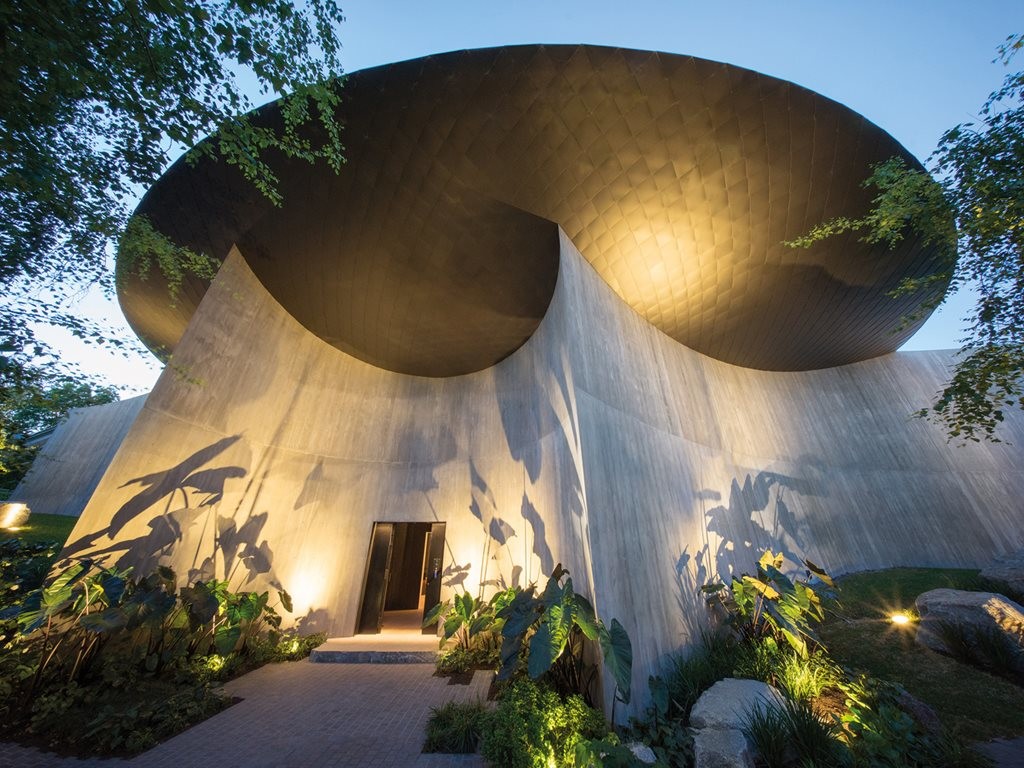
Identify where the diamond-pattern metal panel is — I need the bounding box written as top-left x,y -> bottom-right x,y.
120,45 -> 948,376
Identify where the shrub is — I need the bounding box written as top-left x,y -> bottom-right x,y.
775,649 -> 841,702
481,678 -> 607,768
0,558 -> 320,756
702,549 -> 835,657
664,629 -> 740,720
839,677 -> 936,767
496,564 -> 632,707
424,587 -> 514,653
423,700 -> 487,753
627,675 -> 694,767
436,644 -> 499,675
743,697 -> 847,768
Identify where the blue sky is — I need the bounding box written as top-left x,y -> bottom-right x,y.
48,0 -> 1024,391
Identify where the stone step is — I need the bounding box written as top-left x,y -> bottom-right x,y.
309,634 -> 440,664
310,648 -> 438,664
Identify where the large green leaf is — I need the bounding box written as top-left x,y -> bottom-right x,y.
527,600 -> 573,679
42,561 -> 87,612
572,594 -> 600,641
539,571 -> 566,611
181,582 -> 219,627
599,618 -> 633,704
422,600 -> 448,628
442,614 -> 464,641
80,606 -> 128,633
803,559 -> 835,588
97,571 -> 127,605
498,587 -> 539,639
468,614 -> 492,638
497,631 -> 524,681
214,624 -> 242,655
764,565 -> 796,596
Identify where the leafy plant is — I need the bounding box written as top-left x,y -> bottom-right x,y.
496,564 -> 633,706
423,700 -> 488,753
0,557 -> 314,756
663,628 -> 741,720
625,675 -> 693,767
839,677 -> 933,768
743,696 -> 848,768
787,35 -> 1024,442
480,678 -> 608,768
436,645 -> 500,675
572,734 -> 640,768
775,648 -> 842,703
702,549 -> 835,657
424,586 -> 515,652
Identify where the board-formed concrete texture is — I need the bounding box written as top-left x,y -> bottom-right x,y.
58,46 -> 1024,716
12,395 -> 147,517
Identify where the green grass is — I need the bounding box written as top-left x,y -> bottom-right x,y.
831,567 -> 986,620
0,512 -> 77,545
821,568 -> 1024,741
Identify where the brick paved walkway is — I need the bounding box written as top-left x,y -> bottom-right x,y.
0,662 -> 490,767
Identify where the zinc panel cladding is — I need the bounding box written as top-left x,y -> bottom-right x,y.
121,44 -> 948,377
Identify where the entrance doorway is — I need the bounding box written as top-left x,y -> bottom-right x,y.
356,521 -> 446,635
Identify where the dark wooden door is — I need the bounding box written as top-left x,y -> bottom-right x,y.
357,522 -> 395,634
421,522 -> 446,634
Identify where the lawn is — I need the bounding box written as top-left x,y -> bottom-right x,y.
0,512 -> 77,545
831,567 -> 988,620
821,567 -> 1024,741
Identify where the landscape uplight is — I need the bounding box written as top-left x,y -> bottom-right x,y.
890,612 -> 911,626
0,503 -> 30,530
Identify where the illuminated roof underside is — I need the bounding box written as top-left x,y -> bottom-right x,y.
120,45 -> 947,377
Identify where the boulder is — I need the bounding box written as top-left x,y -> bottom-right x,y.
915,588 -> 1024,672
980,550 -> 1024,600
689,679 -> 784,768
692,728 -> 755,768
624,742 -> 657,764
689,678 -> 785,730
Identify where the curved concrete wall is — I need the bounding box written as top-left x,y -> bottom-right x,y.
67,232 -> 1024,715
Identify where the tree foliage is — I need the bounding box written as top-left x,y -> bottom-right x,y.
0,373 -> 119,492
790,34 -> 1024,441
0,0 -> 346,397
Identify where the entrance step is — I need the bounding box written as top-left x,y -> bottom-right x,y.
310,634 -> 440,664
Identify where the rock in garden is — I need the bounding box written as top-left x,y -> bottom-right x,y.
689,679 -> 784,768
980,550 -> 1024,600
624,741 -> 657,764
915,588 -> 1024,672
689,678 -> 785,730
692,728 -> 755,768
894,688 -> 942,737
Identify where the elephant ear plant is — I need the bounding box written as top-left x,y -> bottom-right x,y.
495,564 -> 633,710
423,587 -> 516,651
701,549 -> 835,657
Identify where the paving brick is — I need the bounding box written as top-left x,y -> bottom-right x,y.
0,661 -> 489,767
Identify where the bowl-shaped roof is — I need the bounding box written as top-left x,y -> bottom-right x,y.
120,45 -> 946,376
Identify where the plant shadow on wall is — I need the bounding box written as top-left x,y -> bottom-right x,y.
0,434 -> 336,757
61,434 -> 282,595
675,469 -> 822,639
